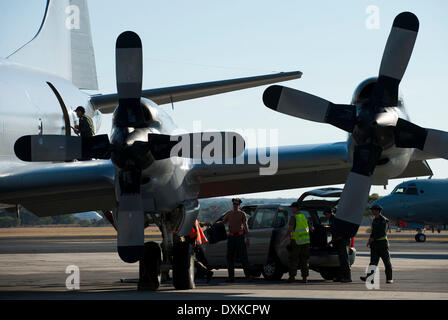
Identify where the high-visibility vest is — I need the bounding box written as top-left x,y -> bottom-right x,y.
291,213 -> 310,245
189,220 -> 208,245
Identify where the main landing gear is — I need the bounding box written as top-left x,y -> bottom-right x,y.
139,201 -> 198,290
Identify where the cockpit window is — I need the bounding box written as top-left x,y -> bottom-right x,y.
393,186 -> 419,195
405,187 -> 418,195
393,187 -> 406,194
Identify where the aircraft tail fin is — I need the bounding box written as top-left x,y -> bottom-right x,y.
7,0 -> 98,90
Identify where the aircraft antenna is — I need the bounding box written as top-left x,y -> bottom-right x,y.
170,95 -> 175,110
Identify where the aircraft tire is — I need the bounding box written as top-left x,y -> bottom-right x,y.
138,241 -> 161,291
250,266 -> 262,278
172,241 -> 195,290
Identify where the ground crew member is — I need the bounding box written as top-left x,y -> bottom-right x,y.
328,208 -> 352,283
323,208 -> 335,228
189,220 -> 213,283
74,106 -> 95,137
281,202 -> 310,283
220,198 -> 252,283
360,204 -> 394,284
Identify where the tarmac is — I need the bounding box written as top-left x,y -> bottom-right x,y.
0,230 -> 447,300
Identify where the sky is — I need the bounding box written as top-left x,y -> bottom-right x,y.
1,0 -> 448,199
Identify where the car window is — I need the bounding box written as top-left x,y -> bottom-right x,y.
252,208 -> 277,229
242,206 -> 257,217
317,210 -> 329,225
273,209 -> 288,228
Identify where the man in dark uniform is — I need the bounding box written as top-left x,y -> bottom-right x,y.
360,204 -> 394,284
329,208 -> 352,283
74,106 -> 95,137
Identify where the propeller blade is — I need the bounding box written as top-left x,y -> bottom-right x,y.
148,132 -> 246,160
116,169 -> 145,263
115,31 -> 144,127
373,12 -> 419,107
14,134 -> 110,162
333,144 -> 382,238
117,193 -> 145,263
395,118 -> 448,159
263,85 -> 356,132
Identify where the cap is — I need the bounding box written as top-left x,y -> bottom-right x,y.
370,204 -> 383,211
232,198 -> 242,204
290,202 -> 299,208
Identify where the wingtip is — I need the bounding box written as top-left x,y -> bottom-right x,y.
263,85 -> 283,110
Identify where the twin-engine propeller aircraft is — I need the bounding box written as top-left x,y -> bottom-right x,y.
263,12 -> 448,241
0,1 -> 438,290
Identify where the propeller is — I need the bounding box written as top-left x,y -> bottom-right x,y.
14,31 -> 246,263
263,12 -> 448,238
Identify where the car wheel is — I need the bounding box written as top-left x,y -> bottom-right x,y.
262,257 -> 284,281
415,233 -> 426,242
319,267 -> 339,280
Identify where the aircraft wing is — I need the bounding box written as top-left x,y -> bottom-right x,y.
90,71 -> 302,113
0,161 -> 115,217
0,144 -> 432,216
188,143 -> 433,198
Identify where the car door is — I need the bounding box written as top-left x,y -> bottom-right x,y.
247,207 -> 276,265
272,207 -> 290,266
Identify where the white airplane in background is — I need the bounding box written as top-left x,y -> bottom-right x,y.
0,1 -> 445,290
